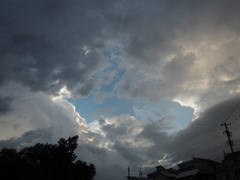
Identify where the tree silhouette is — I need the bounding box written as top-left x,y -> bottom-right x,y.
73,160 -> 96,180
0,135 -> 96,180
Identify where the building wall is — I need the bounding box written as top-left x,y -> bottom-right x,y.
216,166 -> 240,180
194,159 -> 217,173
149,173 -> 168,180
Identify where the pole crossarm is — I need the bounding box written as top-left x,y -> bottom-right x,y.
221,122 -> 234,153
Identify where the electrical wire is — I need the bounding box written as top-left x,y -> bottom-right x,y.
224,100 -> 240,123
194,144 -> 225,157
229,114 -> 240,124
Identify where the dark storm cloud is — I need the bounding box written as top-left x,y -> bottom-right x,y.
0,0 -> 111,96
1,0 -> 240,102
139,119 -> 171,145
135,119 -> 173,162
113,141 -> 145,162
111,0 -> 240,104
0,128 -> 53,149
1,1 -> 240,179
143,96 -> 240,163
0,96 -> 12,115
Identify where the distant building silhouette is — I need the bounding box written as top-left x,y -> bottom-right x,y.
176,157 -> 221,180
147,165 -> 176,180
216,151 -> 240,180
127,177 -> 150,180
126,150 -> 240,180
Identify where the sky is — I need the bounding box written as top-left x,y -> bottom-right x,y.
1,0 -> 240,179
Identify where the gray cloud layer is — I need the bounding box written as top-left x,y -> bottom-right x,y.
1,0 -> 240,179
1,0 -> 239,100
0,0 -> 111,97
1,94 -> 240,179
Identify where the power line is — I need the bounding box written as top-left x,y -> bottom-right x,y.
193,143 -> 224,156
224,100 -> 240,123
193,150 -> 225,162
229,114 -> 240,124
194,149 -> 225,160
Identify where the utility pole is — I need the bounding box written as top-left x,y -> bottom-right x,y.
139,167 -> 142,177
221,122 -> 234,153
128,167 -> 130,178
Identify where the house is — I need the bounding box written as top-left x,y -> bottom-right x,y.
216,151 -> 240,180
175,157 -> 221,180
127,177 -> 150,180
147,165 -> 176,180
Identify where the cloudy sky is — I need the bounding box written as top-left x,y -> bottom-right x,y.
1,0 -> 240,179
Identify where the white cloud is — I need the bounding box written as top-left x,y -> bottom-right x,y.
1,1 -> 240,179
0,82 -> 90,142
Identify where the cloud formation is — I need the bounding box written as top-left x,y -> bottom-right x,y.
1,0 -> 240,179
111,0 -> 240,113
1,0 -> 240,108
2,96 -> 240,179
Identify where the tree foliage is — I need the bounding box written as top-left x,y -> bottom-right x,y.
0,135 -> 96,180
